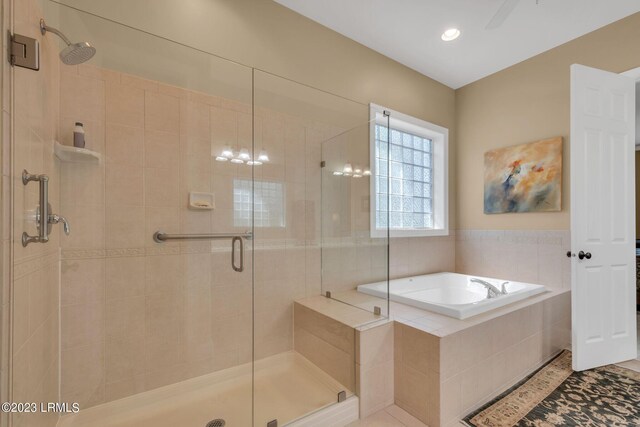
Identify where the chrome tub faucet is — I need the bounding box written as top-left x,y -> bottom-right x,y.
470,278 -> 508,299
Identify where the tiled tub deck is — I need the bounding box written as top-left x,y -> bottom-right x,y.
297,288 -> 571,427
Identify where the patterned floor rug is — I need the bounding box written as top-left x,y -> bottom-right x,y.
462,350 -> 640,426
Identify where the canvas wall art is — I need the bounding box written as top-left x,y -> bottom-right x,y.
484,137 -> 562,214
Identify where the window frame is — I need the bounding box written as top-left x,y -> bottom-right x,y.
369,103 -> 449,238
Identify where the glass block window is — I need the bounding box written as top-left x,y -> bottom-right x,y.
375,125 -> 433,230
233,179 -> 285,228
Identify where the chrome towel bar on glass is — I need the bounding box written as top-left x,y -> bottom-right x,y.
152,231 -> 252,272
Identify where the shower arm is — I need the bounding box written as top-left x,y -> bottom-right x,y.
40,19 -> 72,46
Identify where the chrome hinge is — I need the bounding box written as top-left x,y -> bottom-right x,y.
337,390 -> 347,402
9,32 -> 40,70
266,420 -> 278,427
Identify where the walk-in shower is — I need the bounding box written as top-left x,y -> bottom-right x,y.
5,2 -> 389,426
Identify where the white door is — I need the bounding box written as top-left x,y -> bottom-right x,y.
570,64 -> 637,371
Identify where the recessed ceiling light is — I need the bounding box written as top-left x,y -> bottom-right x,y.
441,28 -> 460,42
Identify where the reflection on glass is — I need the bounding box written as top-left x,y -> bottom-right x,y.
233,179 -> 285,228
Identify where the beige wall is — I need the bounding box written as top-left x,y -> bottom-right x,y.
456,12 -> 640,231
637,151 -> 640,239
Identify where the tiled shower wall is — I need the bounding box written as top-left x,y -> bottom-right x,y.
455,230 -> 571,289
57,64 -> 345,407
11,0 -> 62,426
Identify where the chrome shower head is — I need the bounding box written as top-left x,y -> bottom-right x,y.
40,18 -> 96,65
59,42 -> 96,65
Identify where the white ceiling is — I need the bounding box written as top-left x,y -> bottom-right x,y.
274,0 -> 640,89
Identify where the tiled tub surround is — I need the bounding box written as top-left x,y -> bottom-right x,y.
393,289 -> 571,427
57,63 -> 360,408
455,230 -> 571,289
321,234 -> 456,296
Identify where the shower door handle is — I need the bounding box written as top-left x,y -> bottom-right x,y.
152,230 -> 251,273
231,236 -> 243,272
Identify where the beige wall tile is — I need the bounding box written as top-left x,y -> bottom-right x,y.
106,124 -> 144,166
182,100 -> 210,141
78,64 -> 121,83
145,92 -> 180,134
144,167 -> 179,207
295,326 -> 355,392
105,335 -> 145,383
145,292 -> 184,338
357,322 -> 394,367
12,276 -> 30,354
358,359 -> 394,418
295,303 -> 354,354
105,257 -> 145,300
294,303 -> 355,391
105,205 -> 145,248
106,82 -> 144,127
105,164 -> 143,206
60,72 -> 105,124
145,255 -> 183,295
61,343 -> 105,407
145,130 -> 179,169
61,259 -> 105,306
61,302 -> 104,349
105,296 -> 145,339
60,205 -> 105,249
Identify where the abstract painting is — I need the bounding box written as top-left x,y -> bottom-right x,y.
484,137 -> 562,214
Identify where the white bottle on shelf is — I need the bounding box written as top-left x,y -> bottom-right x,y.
73,122 -> 85,149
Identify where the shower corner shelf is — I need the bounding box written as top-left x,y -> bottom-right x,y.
54,141 -> 102,164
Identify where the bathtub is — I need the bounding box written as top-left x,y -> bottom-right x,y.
357,272 -> 546,319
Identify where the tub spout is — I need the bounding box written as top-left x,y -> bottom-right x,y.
470,278 -> 504,299
501,281 -> 509,294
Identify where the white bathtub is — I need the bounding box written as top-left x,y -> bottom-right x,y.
357,272 -> 546,319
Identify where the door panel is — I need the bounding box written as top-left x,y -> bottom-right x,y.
570,64 -> 637,371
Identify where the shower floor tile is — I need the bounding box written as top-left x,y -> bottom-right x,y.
58,352 -> 348,427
